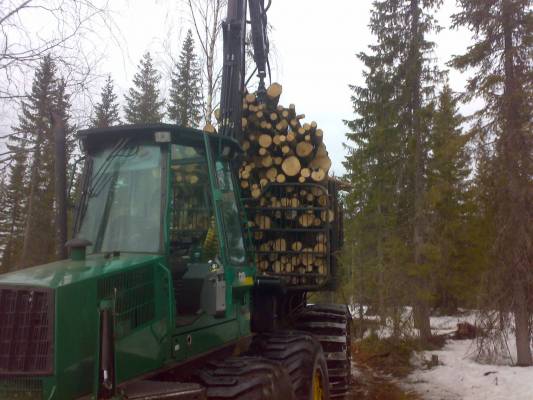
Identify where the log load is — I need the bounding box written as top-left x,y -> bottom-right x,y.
215,83 -> 335,287
238,83 -> 336,287
236,84 -> 333,188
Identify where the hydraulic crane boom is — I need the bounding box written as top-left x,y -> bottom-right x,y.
218,0 -> 270,142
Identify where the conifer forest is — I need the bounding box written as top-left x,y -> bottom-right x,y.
0,1 -> 531,399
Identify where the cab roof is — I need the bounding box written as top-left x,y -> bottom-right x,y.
78,123 -> 241,154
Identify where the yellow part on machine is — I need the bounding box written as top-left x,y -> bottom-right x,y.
202,216 -> 218,260
312,370 -> 325,400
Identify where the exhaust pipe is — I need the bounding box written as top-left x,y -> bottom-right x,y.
51,112 -> 68,260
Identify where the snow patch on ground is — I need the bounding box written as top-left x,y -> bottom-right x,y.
403,314 -> 533,400
430,312 -> 476,335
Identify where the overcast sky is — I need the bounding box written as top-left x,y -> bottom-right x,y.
98,0 -> 475,175
1,0 -> 476,174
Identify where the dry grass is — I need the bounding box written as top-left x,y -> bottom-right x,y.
349,334 -> 447,399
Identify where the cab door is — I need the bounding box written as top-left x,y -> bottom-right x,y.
206,141 -> 254,335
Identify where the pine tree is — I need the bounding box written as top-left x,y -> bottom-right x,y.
451,0 -> 532,365
168,30 -> 203,127
91,75 -> 121,128
124,52 -> 165,124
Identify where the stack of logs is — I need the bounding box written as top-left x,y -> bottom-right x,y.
235,82 -> 334,286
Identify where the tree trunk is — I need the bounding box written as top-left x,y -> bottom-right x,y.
410,0 -> 432,340
414,303 -> 432,340
502,0 -> 532,366
514,281 -> 532,366
376,204 -> 386,324
21,137 -> 43,268
52,113 -> 68,260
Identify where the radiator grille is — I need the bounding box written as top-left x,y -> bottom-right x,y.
0,286 -> 54,376
0,377 -> 43,399
98,267 -> 155,338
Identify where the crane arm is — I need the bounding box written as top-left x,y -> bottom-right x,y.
218,0 -> 270,141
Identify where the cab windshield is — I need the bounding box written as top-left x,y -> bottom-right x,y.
77,141 -> 162,254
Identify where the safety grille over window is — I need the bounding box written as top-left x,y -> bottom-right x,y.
0,286 -> 54,376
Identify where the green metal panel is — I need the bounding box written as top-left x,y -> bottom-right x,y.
0,254 -> 163,290
174,319 -> 240,359
0,126 -> 256,400
54,278 -> 98,399
0,254 -> 168,400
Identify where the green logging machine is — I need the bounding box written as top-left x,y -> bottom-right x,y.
0,1 -> 351,400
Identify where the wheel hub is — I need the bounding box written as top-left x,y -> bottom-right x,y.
312,370 -> 324,400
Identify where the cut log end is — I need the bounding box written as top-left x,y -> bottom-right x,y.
311,168 -> 326,182
258,134 -> 273,148
281,156 -> 301,177
267,82 -> 283,100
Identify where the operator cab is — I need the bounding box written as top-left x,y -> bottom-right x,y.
76,124 -> 247,326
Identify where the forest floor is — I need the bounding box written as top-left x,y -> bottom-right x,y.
348,333 -> 445,400
349,312 -> 533,400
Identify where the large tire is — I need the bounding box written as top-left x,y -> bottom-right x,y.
193,356 -> 295,399
249,331 -> 330,400
295,304 -> 352,398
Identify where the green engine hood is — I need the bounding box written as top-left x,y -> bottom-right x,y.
0,253 -> 163,289
0,252 -> 170,400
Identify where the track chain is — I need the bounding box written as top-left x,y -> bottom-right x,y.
295,304 -> 352,398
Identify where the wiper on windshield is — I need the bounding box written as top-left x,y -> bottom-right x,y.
88,138 -> 135,197
76,139 -> 137,232
93,169 -> 120,253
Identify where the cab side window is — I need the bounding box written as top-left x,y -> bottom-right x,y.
215,161 -> 246,265
170,145 -> 216,262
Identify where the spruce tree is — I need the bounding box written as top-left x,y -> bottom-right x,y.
12,55 -> 75,268
344,51 -> 407,331
124,52 -> 165,124
91,75 -> 121,128
345,0 -> 442,339
396,0 -> 443,339
15,55 -> 57,268
451,0 -> 532,365
426,84 -> 474,312
0,146 -> 28,272
168,30 -> 203,127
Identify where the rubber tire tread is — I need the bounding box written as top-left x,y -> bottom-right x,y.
249,331 -> 330,400
192,356 -> 295,399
